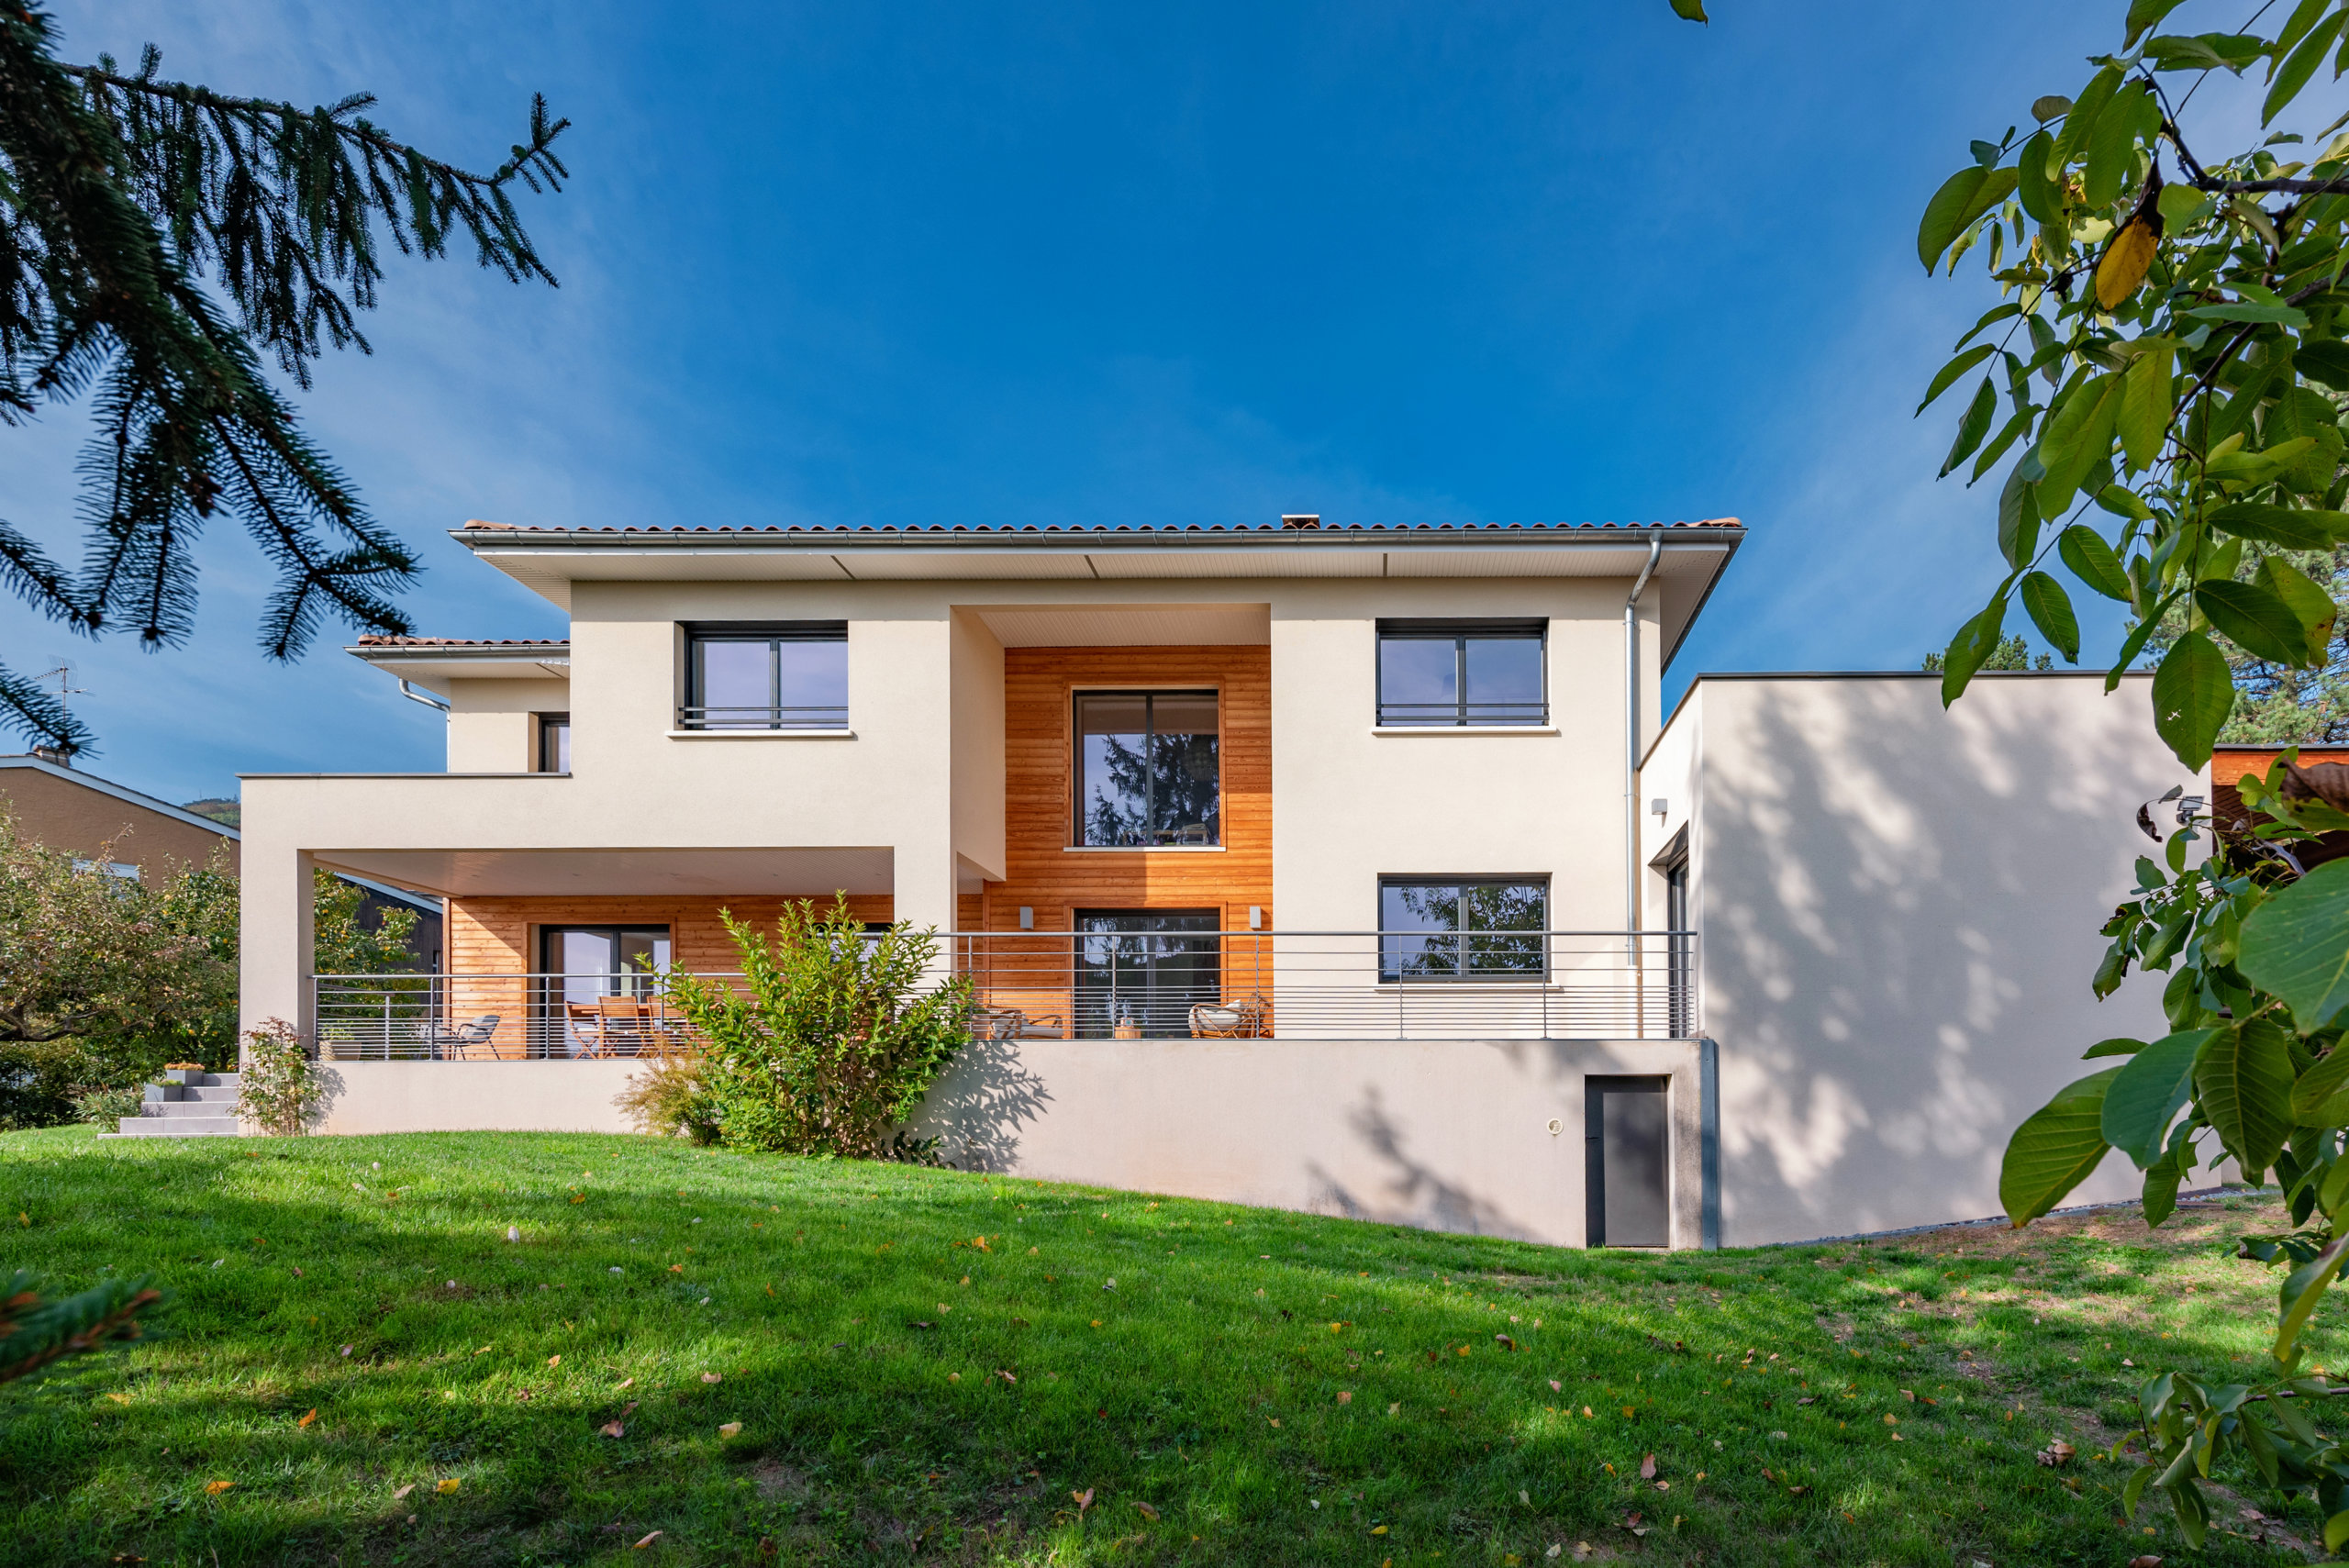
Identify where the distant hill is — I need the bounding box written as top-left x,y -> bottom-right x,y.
181,798 -> 239,828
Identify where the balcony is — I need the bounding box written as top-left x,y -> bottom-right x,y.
311,929 -> 1698,1059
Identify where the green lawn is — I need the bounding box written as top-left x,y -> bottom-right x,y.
0,1127 -> 2332,1566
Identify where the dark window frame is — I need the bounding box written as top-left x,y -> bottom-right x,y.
1070,687 -> 1223,849
1376,874 -> 1551,982
1374,617 -> 1548,727
537,712 -> 571,773
679,621 -> 849,730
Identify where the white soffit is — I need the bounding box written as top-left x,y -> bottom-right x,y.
1382,544 -> 1729,578
309,846 -> 895,899
970,603 -> 1272,647
1085,548 -> 1381,579
354,655 -> 570,684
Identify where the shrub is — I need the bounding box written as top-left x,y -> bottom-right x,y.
70,1084 -> 146,1127
614,1054 -> 719,1144
660,897 -> 970,1160
236,1018 -> 322,1135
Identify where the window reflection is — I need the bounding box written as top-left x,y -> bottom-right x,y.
1378,879 -> 1547,980
1074,691 -> 1219,846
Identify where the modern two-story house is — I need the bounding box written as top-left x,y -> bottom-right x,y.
239,514 -> 2198,1248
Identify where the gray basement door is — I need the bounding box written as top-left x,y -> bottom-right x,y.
1585,1076 -> 1670,1248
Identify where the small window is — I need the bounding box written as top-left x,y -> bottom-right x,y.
537,713 -> 571,773
1074,690 -> 1220,847
681,622 -> 848,730
1375,619 -> 1546,727
1378,876 -> 1547,980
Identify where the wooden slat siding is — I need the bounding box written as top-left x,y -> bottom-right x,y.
442,894 -> 896,1057
976,646 -> 1273,1031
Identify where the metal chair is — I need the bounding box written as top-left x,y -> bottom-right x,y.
429,1014 -> 501,1060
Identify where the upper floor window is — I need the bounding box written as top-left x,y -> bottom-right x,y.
681,622 -> 848,730
1074,690 -> 1219,847
1375,618 -> 1546,727
537,712 -> 570,773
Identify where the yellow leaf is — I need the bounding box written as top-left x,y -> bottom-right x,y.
1268,1418 -> 1281,1428
437,1478 -> 461,1494
1372,1524 -> 1389,1535
633,1529 -> 663,1548
718,1421 -> 742,1438
205,1480 -> 234,1495
2095,217 -> 2158,310
548,1355 -> 562,1368
297,1408 -> 317,1429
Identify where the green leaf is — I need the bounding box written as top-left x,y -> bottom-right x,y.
2000,1068 -> 2121,1225
2197,579 -> 2319,667
1942,379 -> 1998,477
2060,524 -> 2133,601
2016,131 -> 2062,223
2150,629 -> 2233,767
2125,0 -> 2188,48
1972,405 -> 2039,483
2143,1144 -> 2185,1227
2204,502 -> 2349,549
2086,1037 -> 2150,1059
2296,339 -> 2349,391
1954,302 -> 2022,351
2054,66 -> 2126,173
2300,1046 -> 2349,1128
1998,462 -> 2042,569
2038,373 -> 2127,509
2103,1028 -> 2219,1166
1668,0 -> 1708,18
2109,594 -> 2179,691
2196,1018 -> 2297,1180
2241,859 -> 2349,1032
2327,1509 -> 2349,1555
2266,10 -> 2348,125
2086,82 -> 2153,210
2257,555 -> 2340,663
1917,166 -> 2020,275
2020,571 -> 2081,662
2119,339 -> 2176,473
1940,595 -> 2009,707
2182,300 -> 2310,326
1918,344 -> 1999,415
2264,386 -> 2346,494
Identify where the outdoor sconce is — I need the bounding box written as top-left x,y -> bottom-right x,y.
1019,906 -> 1033,930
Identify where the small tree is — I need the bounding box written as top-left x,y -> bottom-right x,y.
313,872 -> 420,975
235,1018 -> 321,1135
0,809 -> 236,1122
660,898 -> 971,1160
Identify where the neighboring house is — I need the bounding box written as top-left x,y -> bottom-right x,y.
0,751 -> 239,880
2,751 -> 443,969
239,516 -> 2191,1248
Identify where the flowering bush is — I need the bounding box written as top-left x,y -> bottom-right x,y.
236,1019 -> 322,1136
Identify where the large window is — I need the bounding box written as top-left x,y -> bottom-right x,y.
1375,619 -> 1546,727
1074,909 -> 1220,1038
682,622 -> 848,730
1379,877 -> 1548,980
539,926 -> 672,1057
1074,690 -> 1220,847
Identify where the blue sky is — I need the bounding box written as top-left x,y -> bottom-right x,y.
1,1 -> 2226,804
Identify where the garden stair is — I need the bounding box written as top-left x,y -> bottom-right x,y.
103,1073 -> 243,1138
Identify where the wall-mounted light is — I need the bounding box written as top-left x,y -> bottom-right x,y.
1649,797 -> 1669,818
1249,906 -> 1264,930
1019,906 -> 1034,930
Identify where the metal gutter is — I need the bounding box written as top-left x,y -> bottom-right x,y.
1624,533 -> 1662,933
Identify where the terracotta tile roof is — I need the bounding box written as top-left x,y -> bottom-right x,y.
352,636 -> 570,648
456,517 -> 1742,536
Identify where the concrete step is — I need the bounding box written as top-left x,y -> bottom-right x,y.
145,1099 -> 233,1118
104,1115 -> 241,1138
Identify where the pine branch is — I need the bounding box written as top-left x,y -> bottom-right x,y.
0,662 -> 95,757
0,1272 -> 163,1385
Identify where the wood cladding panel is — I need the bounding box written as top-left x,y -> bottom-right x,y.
983,645 -> 1271,932
449,894 -> 896,974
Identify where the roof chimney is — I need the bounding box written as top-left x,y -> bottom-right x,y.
1279,514 -> 1321,529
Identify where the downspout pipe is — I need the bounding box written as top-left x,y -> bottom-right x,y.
398,679 -> 451,714
1624,534 -> 1662,933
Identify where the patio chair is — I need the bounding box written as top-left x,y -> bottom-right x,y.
571,996 -> 656,1058
971,1006 -> 1066,1042
428,1014 -> 501,1061
1188,995 -> 1268,1040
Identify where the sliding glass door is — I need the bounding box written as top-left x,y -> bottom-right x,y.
540,927 -> 671,1056
1074,910 -> 1219,1038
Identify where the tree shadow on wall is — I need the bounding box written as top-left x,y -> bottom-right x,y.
917,1035 -> 1052,1173
1306,1084 -> 1539,1241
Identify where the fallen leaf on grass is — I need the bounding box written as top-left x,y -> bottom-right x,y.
394,1485 -> 416,1500
297,1408 -> 317,1429
204,1481 -> 233,1495
548,1355 -> 562,1368
718,1422 -> 742,1438
600,1421 -> 627,1439
633,1531 -> 662,1549
103,1391 -> 131,1405
1337,1390 -> 1353,1405
617,1377 -> 634,1390
2036,1441 -> 2075,1467
701,1372 -> 722,1384
1135,1501 -> 1160,1520
1639,1453 -> 1656,1480
1074,1488 -> 1095,1516
437,1479 -> 460,1495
